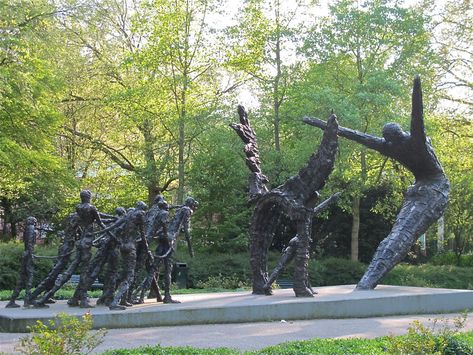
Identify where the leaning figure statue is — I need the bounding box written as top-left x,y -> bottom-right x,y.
304,76 -> 449,290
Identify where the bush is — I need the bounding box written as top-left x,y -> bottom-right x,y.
385,314 -> 472,354
16,312 -> 106,355
195,274 -> 249,289
176,251 -> 252,288
0,241 -> 58,290
311,257 -> 366,286
384,263 -> 473,289
431,252 -> 473,268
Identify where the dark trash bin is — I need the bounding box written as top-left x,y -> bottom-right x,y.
175,262 -> 188,289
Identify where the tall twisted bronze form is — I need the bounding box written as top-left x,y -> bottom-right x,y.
231,106 -> 339,297
304,76 -> 449,290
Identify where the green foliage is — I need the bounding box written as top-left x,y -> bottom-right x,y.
0,1 -> 76,239
101,320 -> 473,354
195,274 -> 249,290
385,314 -> 471,355
384,264 -> 473,290
0,242 -> 56,290
104,345 -> 236,355
17,312 -> 106,355
310,257 -> 366,287
186,125 -> 251,253
431,253 -> 473,268
177,251 -> 252,288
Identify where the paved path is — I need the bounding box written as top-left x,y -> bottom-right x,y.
2,312 -> 473,353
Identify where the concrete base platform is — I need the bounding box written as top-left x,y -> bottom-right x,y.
2,285 -> 473,332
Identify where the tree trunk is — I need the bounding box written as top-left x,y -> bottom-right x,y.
1,198 -> 15,241
437,215 -> 445,252
351,196 -> 360,261
177,116 -> 185,204
351,150 -> 366,261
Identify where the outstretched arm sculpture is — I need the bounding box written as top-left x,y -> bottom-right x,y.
304,76 -> 449,290
231,106 -> 339,297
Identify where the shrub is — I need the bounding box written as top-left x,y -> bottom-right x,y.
195,274 -> 249,289
0,241 -> 58,290
16,312 -> 106,355
385,313 -> 472,354
383,263 -> 473,289
431,252 -> 473,268
311,257 -> 366,286
176,251 -> 252,288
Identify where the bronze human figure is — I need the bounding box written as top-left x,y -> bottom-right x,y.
263,192 -> 341,293
67,190 -> 107,308
231,106 -> 339,296
30,213 -> 80,305
6,217 -> 37,308
78,207 -> 126,307
109,201 -> 148,310
133,197 -> 170,304
304,76 -> 449,290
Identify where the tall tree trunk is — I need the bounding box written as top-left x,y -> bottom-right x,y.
1,198 -> 15,241
437,215 -> 445,252
273,34 -> 281,153
351,150 -> 367,261
351,196 -> 360,261
177,113 -> 186,204
141,119 -> 160,206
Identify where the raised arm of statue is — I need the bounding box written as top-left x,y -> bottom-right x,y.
410,75 -> 426,144
303,115 -> 386,153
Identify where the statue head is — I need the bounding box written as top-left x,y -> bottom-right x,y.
382,123 -> 407,143
135,201 -> 148,211
185,197 -> 199,210
26,216 -> 37,225
79,189 -> 92,203
157,198 -> 169,210
153,194 -> 164,205
115,207 -> 126,216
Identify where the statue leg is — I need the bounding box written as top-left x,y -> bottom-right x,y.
35,255 -> 80,307
293,216 -> 314,297
264,246 -> 296,292
6,261 -> 27,308
30,256 -> 69,301
24,257 -> 34,306
127,244 -> 146,303
110,249 -> 136,310
134,261 -> 159,304
97,247 -> 119,306
357,181 -> 449,290
163,255 -> 179,304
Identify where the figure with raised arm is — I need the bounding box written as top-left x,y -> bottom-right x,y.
304,76 -> 449,290
6,217 -> 37,308
76,206 -> 126,307
64,190 -> 107,308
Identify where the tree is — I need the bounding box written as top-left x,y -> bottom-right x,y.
227,0 -> 311,183
301,0 -> 436,260
0,1 -> 76,238
436,0 -> 473,116
429,116 -> 473,264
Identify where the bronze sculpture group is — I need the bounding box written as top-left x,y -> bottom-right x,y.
7,191 -> 198,311
231,76 -> 449,296
6,76 -> 449,308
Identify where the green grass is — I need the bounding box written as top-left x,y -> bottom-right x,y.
101,331 -> 473,354
0,286 -> 249,301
